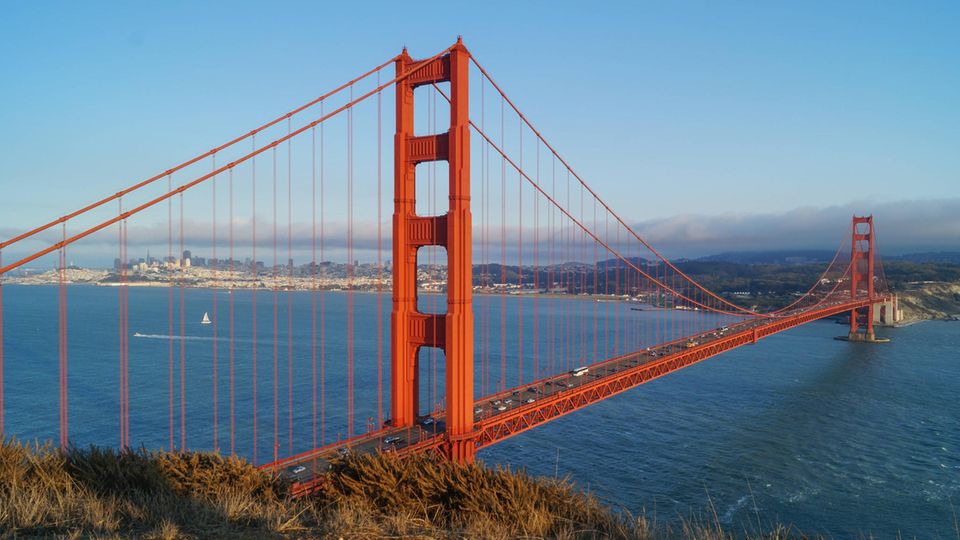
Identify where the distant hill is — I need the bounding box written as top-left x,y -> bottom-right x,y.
695,250 -> 836,265
887,252 -> 960,264
695,250 -> 960,265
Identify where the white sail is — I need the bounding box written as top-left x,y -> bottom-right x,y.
201,312 -> 211,324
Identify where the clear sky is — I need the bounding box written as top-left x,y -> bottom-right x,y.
1,1 -> 958,257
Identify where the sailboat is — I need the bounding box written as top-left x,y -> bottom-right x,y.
201,312 -> 211,325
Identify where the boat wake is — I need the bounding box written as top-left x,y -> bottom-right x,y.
133,333 -> 226,342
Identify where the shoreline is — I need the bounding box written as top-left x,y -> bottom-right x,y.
0,280 -> 643,303
5,278 -> 957,324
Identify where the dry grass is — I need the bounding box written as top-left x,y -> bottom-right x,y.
0,439 -> 296,538
0,438 -> 818,539
319,452 -> 632,538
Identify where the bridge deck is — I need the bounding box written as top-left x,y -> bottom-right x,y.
261,296 -> 886,494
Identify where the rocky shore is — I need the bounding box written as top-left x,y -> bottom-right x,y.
897,282 -> 960,322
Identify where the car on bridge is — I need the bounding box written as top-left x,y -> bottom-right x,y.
281,465 -> 309,481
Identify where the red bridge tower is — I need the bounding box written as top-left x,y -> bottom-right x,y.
848,215 -> 876,341
391,40 -> 476,462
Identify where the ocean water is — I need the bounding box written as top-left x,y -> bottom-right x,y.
1,284 -> 958,537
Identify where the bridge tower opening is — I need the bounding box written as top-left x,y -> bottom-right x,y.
392,39 -> 476,462
848,215 -> 876,341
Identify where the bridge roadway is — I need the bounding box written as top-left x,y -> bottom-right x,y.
262,295 -> 887,494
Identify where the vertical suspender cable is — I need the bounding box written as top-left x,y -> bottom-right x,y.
120,217 -> 126,448
179,192 -> 186,450
122,210 -> 130,448
604,206 -> 609,360
481,78 -> 488,397
660,259 -> 665,345
672,271 -> 676,343
212,156 -> 219,452
272,145 -> 279,463
124,222 -> 130,447
579,184 -> 585,363
251,137 -> 258,465
561,172 -> 577,371
347,85 -> 355,438
167,175 -> 174,452
593,199 -> 597,363
653,257 -> 658,345
499,94 -> 506,392
517,120 -> 523,386
615,224 -> 620,356
534,139 -> 540,379
59,223 -> 68,450
270,146 -> 280,461
376,70 -> 384,427
549,155 -> 555,378
229,168 -> 235,456
117,200 -> 124,448
311,126 -> 318,450
320,102 -> 326,446
287,120 -> 294,456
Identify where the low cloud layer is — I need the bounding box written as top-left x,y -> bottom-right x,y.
630,198 -> 960,257
3,198 -> 959,268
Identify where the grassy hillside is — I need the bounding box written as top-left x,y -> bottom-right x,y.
0,439 -> 811,539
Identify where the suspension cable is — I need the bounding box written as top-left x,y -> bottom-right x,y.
0,56 -> 399,252
0,46 -> 454,277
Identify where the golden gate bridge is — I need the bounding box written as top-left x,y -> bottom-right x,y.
0,39 -> 894,493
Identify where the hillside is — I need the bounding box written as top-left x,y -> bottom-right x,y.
897,282 -> 960,322
0,440 -> 812,539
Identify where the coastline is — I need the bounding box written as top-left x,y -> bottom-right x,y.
6,271 -> 960,324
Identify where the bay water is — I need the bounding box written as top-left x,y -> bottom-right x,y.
1,284 -> 957,537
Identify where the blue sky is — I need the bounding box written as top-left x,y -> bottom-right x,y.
1,1 -> 958,258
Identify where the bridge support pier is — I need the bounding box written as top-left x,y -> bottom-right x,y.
392,39 -> 477,462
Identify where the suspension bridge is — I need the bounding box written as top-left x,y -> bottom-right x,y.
0,39 -> 895,493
